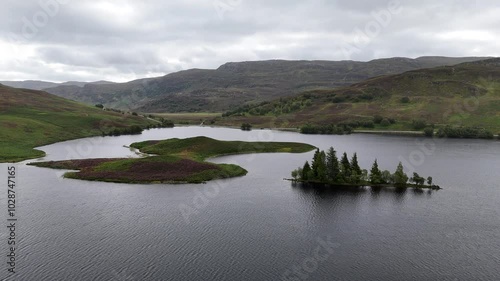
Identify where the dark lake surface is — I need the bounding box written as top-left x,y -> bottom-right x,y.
1,126 -> 499,280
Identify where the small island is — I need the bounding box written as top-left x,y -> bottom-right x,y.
289,147 -> 441,190
29,136 -> 315,184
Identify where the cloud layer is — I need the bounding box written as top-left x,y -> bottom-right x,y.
0,0 -> 498,82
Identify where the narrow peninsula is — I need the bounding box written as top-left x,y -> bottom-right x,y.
29,136 -> 315,184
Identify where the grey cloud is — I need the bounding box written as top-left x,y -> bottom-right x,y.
0,0 -> 498,82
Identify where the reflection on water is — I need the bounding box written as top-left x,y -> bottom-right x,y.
291,182 -> 436,201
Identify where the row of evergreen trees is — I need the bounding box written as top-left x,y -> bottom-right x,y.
291,148 -> 434,187
300,124 -> 352,135
103,125 -> 144,136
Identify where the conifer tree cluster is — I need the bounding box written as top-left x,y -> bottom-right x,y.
291,148 -> 435,188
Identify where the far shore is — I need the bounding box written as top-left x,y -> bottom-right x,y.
190,124 -> 499,138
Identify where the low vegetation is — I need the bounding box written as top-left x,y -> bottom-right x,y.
300,124 -> 352,135
241,123 -> 252,131
290,148 -> 440,189
436,125 -> 494,139
30,137 -> 315,184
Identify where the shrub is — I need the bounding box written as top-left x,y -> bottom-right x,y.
401,97 -> 410,103
362,121 -> 375,128
380,118 -> 391,127
373,115 -> 384,124
332,96 -> 346,103
95,104 -> 104,109
105,125 -> 144,136
241,123 -> 252,131
423,127 -> 434,137
437,126 -> 494,139
161,119 -> 175,128
359,93 -> 374,100
300,124 -> 351,135
381,170 -> 393,184
410,172 -> 426,186
412,119 -> 427,130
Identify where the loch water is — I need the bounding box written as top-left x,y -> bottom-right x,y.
1,126 -> 499,280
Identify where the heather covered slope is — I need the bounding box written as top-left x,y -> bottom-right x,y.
218,58 -> 500,132
0,84 -> 153,162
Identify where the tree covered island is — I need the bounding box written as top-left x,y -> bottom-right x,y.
290,148 -> 440,190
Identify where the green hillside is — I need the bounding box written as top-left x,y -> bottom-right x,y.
0,84 -> 153,162
41,57 -> 490,113
218,58 -> 500,133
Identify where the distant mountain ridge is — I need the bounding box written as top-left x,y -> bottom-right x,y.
2,56 -> 493,112
218,58 -> 500,131
0,80 -> 115,91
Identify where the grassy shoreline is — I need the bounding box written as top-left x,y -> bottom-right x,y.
177,123 -> 499,139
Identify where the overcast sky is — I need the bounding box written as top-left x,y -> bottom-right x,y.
0,0 -> 498,82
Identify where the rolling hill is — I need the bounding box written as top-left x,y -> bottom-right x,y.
0,84 -> 153,162
217,58 -> 500,132
40,57 -> 490,112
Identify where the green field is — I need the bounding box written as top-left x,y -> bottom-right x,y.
0,85 -> 154,162
29,136 -> 316,184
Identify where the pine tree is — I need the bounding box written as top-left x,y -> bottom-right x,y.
350,153 -> 362,175
369,159 -> 382,184
311,149 -> 321,180
340,152 -> 351,182
393,162 -> 408,187
326,147 -> 340,183
302,161 -> 311,181
350,153 -> 362,183
316,150 -> 327,181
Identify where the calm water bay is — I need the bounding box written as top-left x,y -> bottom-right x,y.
1,126 -> 499,280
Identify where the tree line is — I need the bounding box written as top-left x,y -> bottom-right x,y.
291,148 -> 437,188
